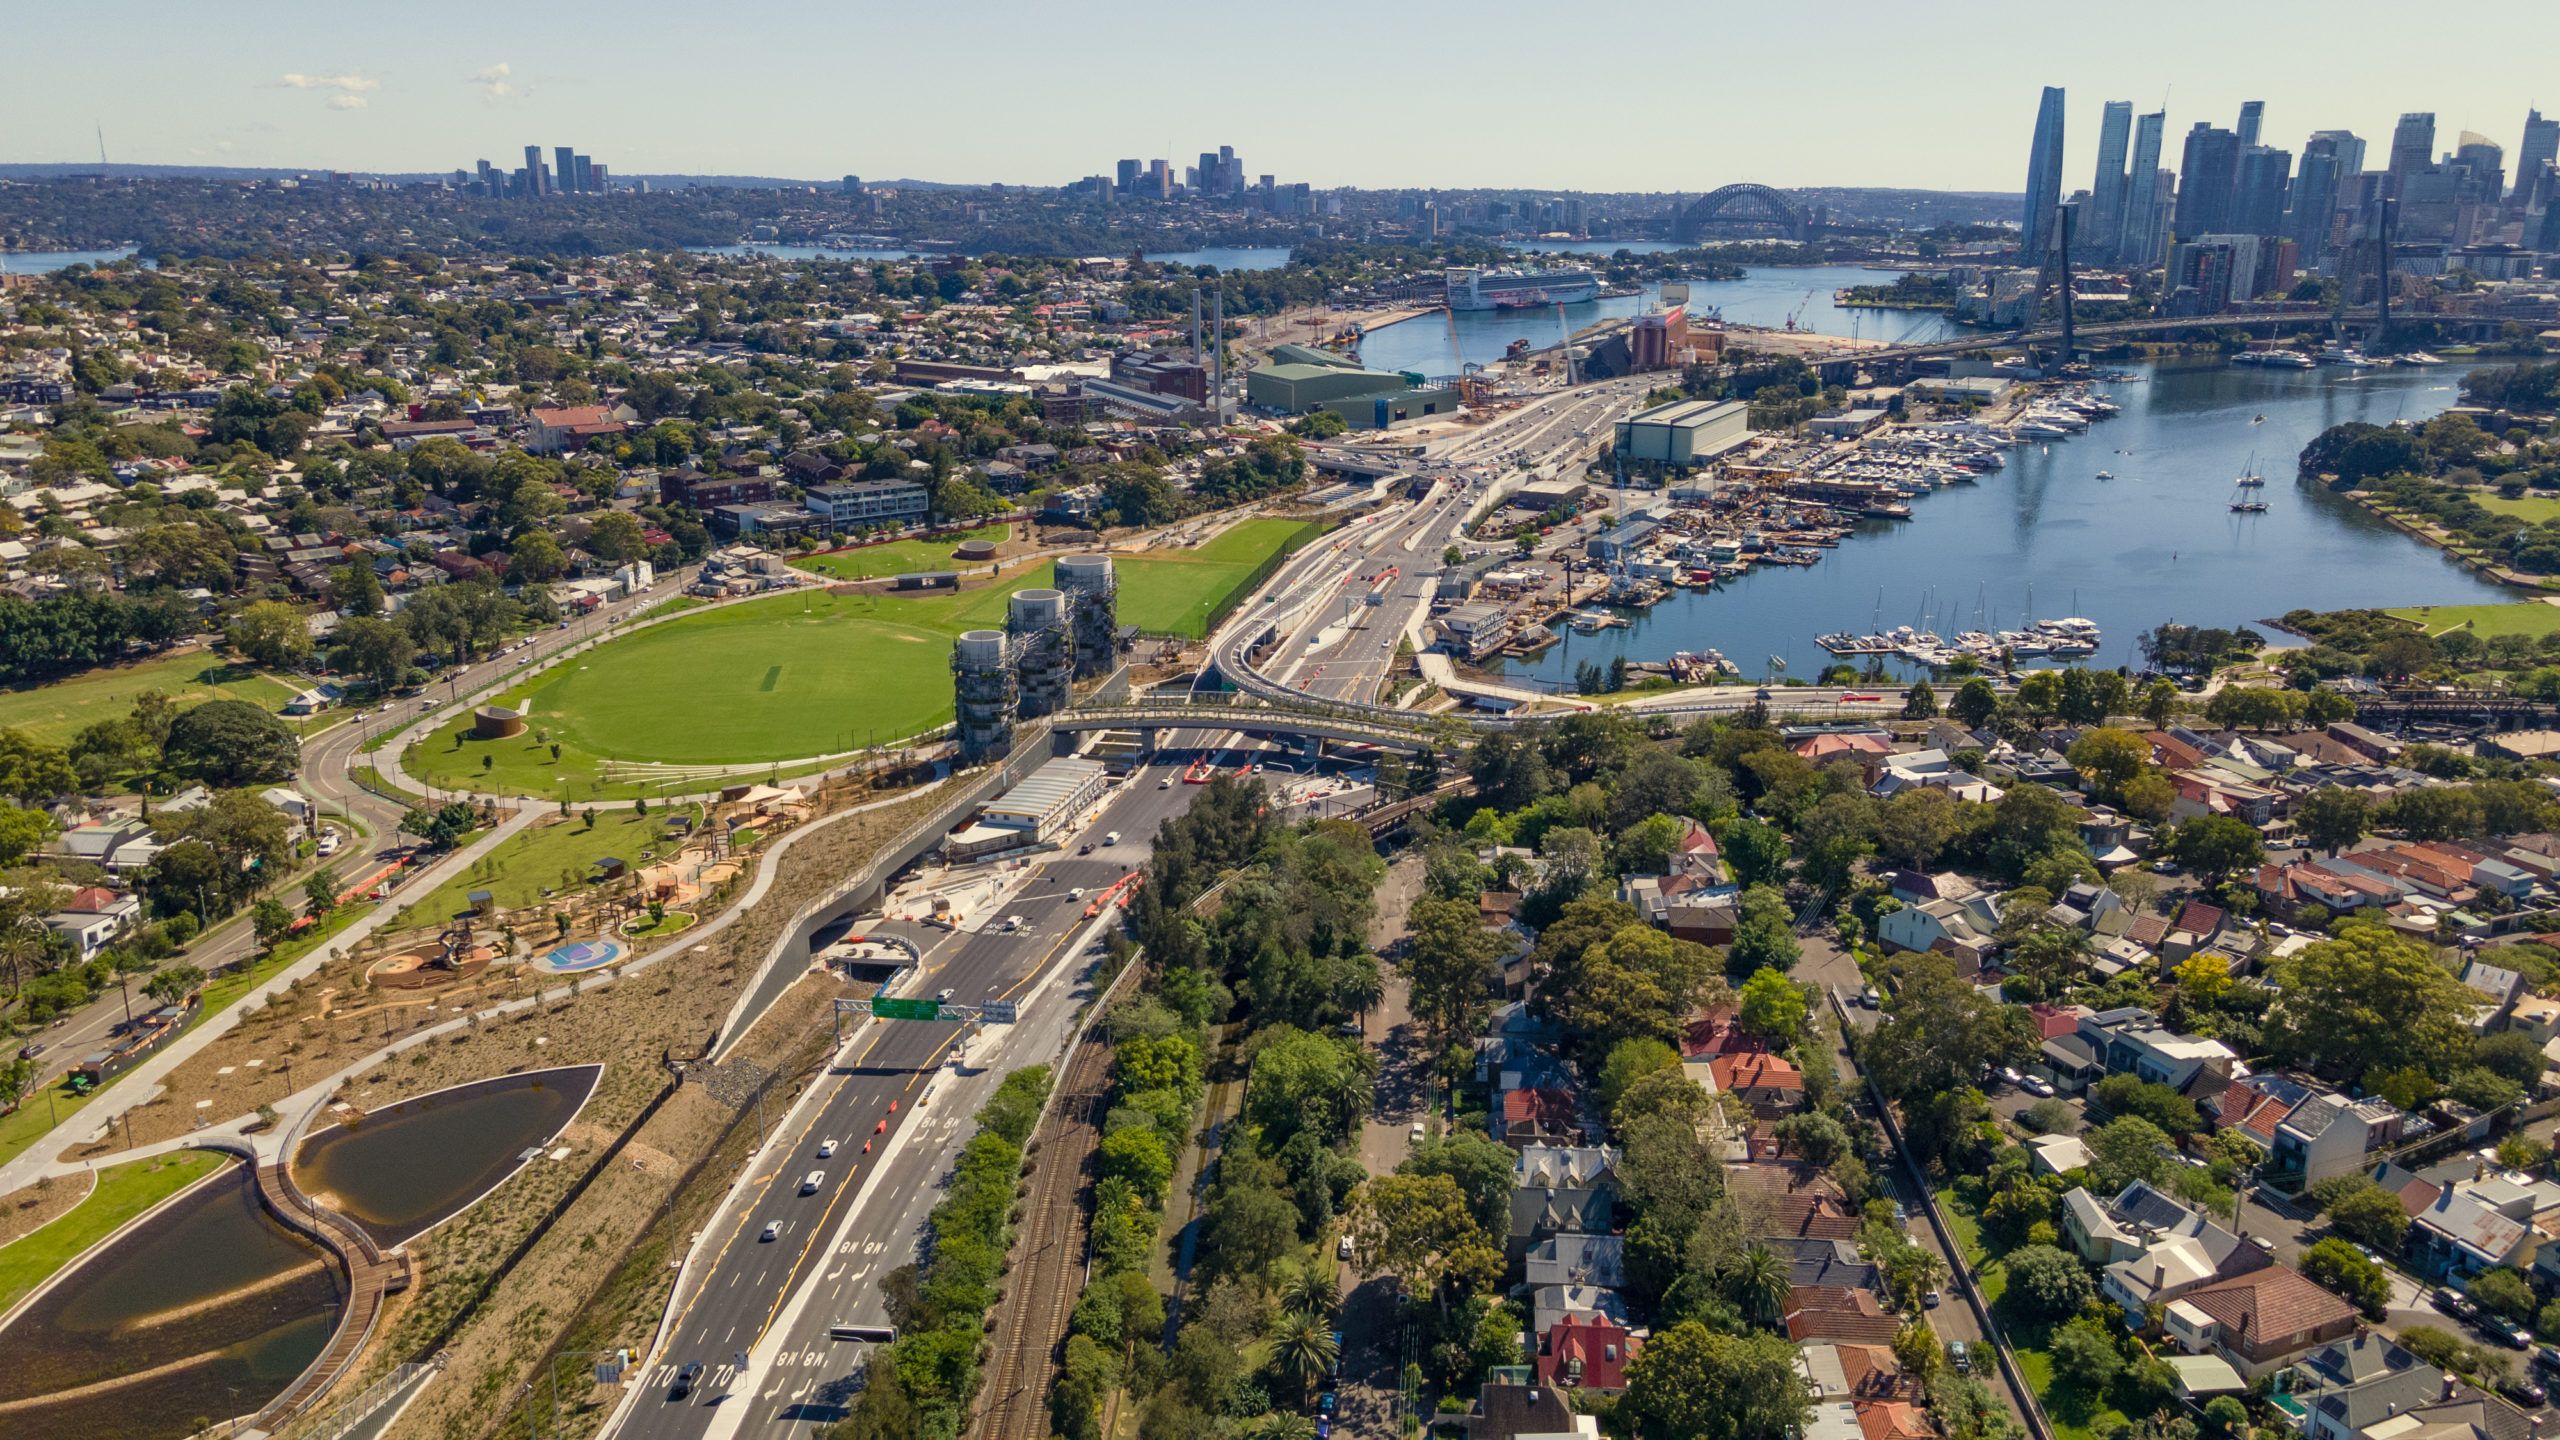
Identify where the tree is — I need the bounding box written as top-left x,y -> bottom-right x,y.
1730,1244 -> 1792,1322
1345,1173 -> 1499,1311
2473,1267 -> 2537,1325
328,560 -> 384,617
1864,955 -> 2036,1101
1400,897 -> 1502,1055
1951,677 -> 2000,728
330,615 -> 415,693
0,803 -> 54,866
2002,1244 -> 2094,1320
1876,787 -> 1958,869
1401,1131 -> 1517,1237
1902,679 -> 1939,719
1619,1321 -> 1812,1440
1268,1313 -> 1338,1407
2048,1317 -> 2122,1392
0,729 -> 78,803
2266,921 -> 2475,1082
2139,678 -> 2182,729
1736,967 -> 1806,1046
586,511 -> 649,565
508,530 -> 567,584
1724,820 -> 1789,887
2386,785 -> 2484,842
2297,785 -> 2373,857
1727,914 -> 1801,977
163,700 -> 298,784
2066,728 -> 2151,803
2086,1115 -> 2177,1193
2301,1238 -> 2392,1313
143,964 -> 205,1006
1598,1038 -> 1682,1119
252,896 -> 296,949
303,863 -> 340,920
228,599 -> 312,669
2169,815 -> 2263,884
1468,731 -> 1551,813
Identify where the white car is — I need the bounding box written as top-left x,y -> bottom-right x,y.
801,1171 -> 827,1194
761,1221 -> 781,1241
817,1140 -> 836,1158
2020,1076 -> 2056,1098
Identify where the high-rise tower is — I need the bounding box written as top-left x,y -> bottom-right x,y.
2021,87 -> 2068,259
2175,124 -> 2242,239
2089,101 -> 2134,257
2121,110 -> 2168,266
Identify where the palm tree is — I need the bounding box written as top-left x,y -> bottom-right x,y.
1249,1414 -> 1316,1440
1281,1264 -> 1340,1322
1731,1244 -> 1792,1325
1270,1312 -> 1340,1408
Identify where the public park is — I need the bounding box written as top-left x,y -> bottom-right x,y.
401,517 -> 1319,801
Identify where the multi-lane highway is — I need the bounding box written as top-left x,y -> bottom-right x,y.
614,759 -> 1205,1440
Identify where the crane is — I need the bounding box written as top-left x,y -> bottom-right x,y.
1783,288 -> 1815,332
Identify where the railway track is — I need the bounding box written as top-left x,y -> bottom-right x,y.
972,1026 -> 1115,1440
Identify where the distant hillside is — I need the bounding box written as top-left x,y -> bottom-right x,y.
0,162 -> 980,190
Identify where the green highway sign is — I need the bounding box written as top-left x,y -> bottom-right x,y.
871,998 -> 942,1021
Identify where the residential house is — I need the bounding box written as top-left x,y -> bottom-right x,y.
1877,895 -> 1998,972
1508,1181 -> 1613,1266
1535,1312 -> 1634,1394
1783,1289 -> 1902,1344
524,403 -> 633,454
1498,1087 -> 1583,1150
1770,1237 -> 1884,1296
1710,1052 -> 1806,1120
2410,1172 -> 2560,1279
2065,1180 -> 2242,1267
1461,1383 -> 1586,1440
1524,1234 -> 1624,1291
2077,1009 -> 2239,1089
2267,1093 -> 2409,1194
2280,1333 -> 2535,1440
1530,1285 -> 1628,1337
1515,1145 -> 1621,1194
2028,1133 -> 2094,1176
2163,1265 -> 2361,1378
1798,1343 -> 1922,1404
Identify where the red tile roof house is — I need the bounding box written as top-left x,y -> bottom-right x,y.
1856,1399 -> 1935,1440
2164,1265 -> 2361,1379
1784,1289 -> 1902,1344
1712,1053 -> 1807,1120
525,403 -> 633,455
1535,1312 -> 1636,1394
1501,1087 -> 1583,1150
1680,1003 -> 1774,1060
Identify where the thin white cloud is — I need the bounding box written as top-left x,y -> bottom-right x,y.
470,63 -> 514,99
276,72 -> 380,93
329,94 -> 368,110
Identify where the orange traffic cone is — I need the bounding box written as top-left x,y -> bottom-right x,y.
862,1139 -> 872,1154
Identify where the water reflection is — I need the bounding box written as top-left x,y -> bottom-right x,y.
293,1064 -> 600,1247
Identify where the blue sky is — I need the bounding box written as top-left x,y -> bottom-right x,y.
14,1 -> 2560,192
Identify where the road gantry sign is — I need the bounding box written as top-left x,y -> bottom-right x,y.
870,997 -> 941,1021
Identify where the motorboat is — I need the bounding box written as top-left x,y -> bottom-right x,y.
2230,499 -> 2269,513
2095,470 -> 2114,480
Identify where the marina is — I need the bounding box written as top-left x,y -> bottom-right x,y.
1479,354 -> 2513,687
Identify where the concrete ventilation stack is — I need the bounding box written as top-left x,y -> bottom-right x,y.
1008,587 -> 1073,717
1054,553 -> 1118,679
951,629 -> 1016,763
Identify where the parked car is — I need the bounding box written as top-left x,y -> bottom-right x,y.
1923,1290 -> 1942,1309
2020,1076 -> 2056,1098
1338,1234 -> 1354,1260
2502,1377 -> 2548,1408
1949,1341 -> 1970,1374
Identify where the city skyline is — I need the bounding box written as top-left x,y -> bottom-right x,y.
8,2 -> 2560,194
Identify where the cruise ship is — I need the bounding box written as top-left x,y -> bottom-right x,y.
1445,266 -> 1602,311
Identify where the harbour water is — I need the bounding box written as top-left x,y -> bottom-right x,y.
685,244 -> 1296,270
1,248 -> 142,273
1357,264 -> 1962,378
1486,357 -> 2513,688
0,1161 -> 343,1440
294,1065 -> 599,1247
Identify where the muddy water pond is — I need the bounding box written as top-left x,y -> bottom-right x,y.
292,1064 -> 601,1246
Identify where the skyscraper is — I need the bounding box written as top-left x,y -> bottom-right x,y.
2021,86 -> 2067,258
2288,139 -> 2348,253
2387,113 -> 2436,195
523,144 -> 546,196
555,146 -> 579,195
2121,110 -> 2168,266
2175,124 -> 2242,239
573,154 -> 594,193
2089,101 -> 2134,258
2233,146 -> 2293,236
2519,111 -> 2560,199
2307,130 -> 2367,179
1115,159 -> 1139,194
2236,101 -> 2265,149
843,175 -> 862,195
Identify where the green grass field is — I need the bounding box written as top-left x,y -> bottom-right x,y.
789,525 -> 1012,581
2383,601 -> 2560,638
0,1150 -> 228,1313
2479,495 -> 2560,524
0,651 -> 302,748
406,810 -> 693,920
406,520 -> 1314,794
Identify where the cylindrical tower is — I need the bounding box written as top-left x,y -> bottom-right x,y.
1008,588 -> 1073,718
951,629 -> 1016,763
1054,553 -> 1118,679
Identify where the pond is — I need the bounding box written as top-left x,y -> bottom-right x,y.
292,1064 -> 602,1247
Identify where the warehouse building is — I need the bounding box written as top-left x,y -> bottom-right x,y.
976,756 -> 1110,844
1247,344 -> 1461,429
1613,399 -> 1750,467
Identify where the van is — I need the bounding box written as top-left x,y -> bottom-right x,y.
1103,831 -> 1120,847
1002,916 -> 1023,933
829,1324 -> 898,1343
